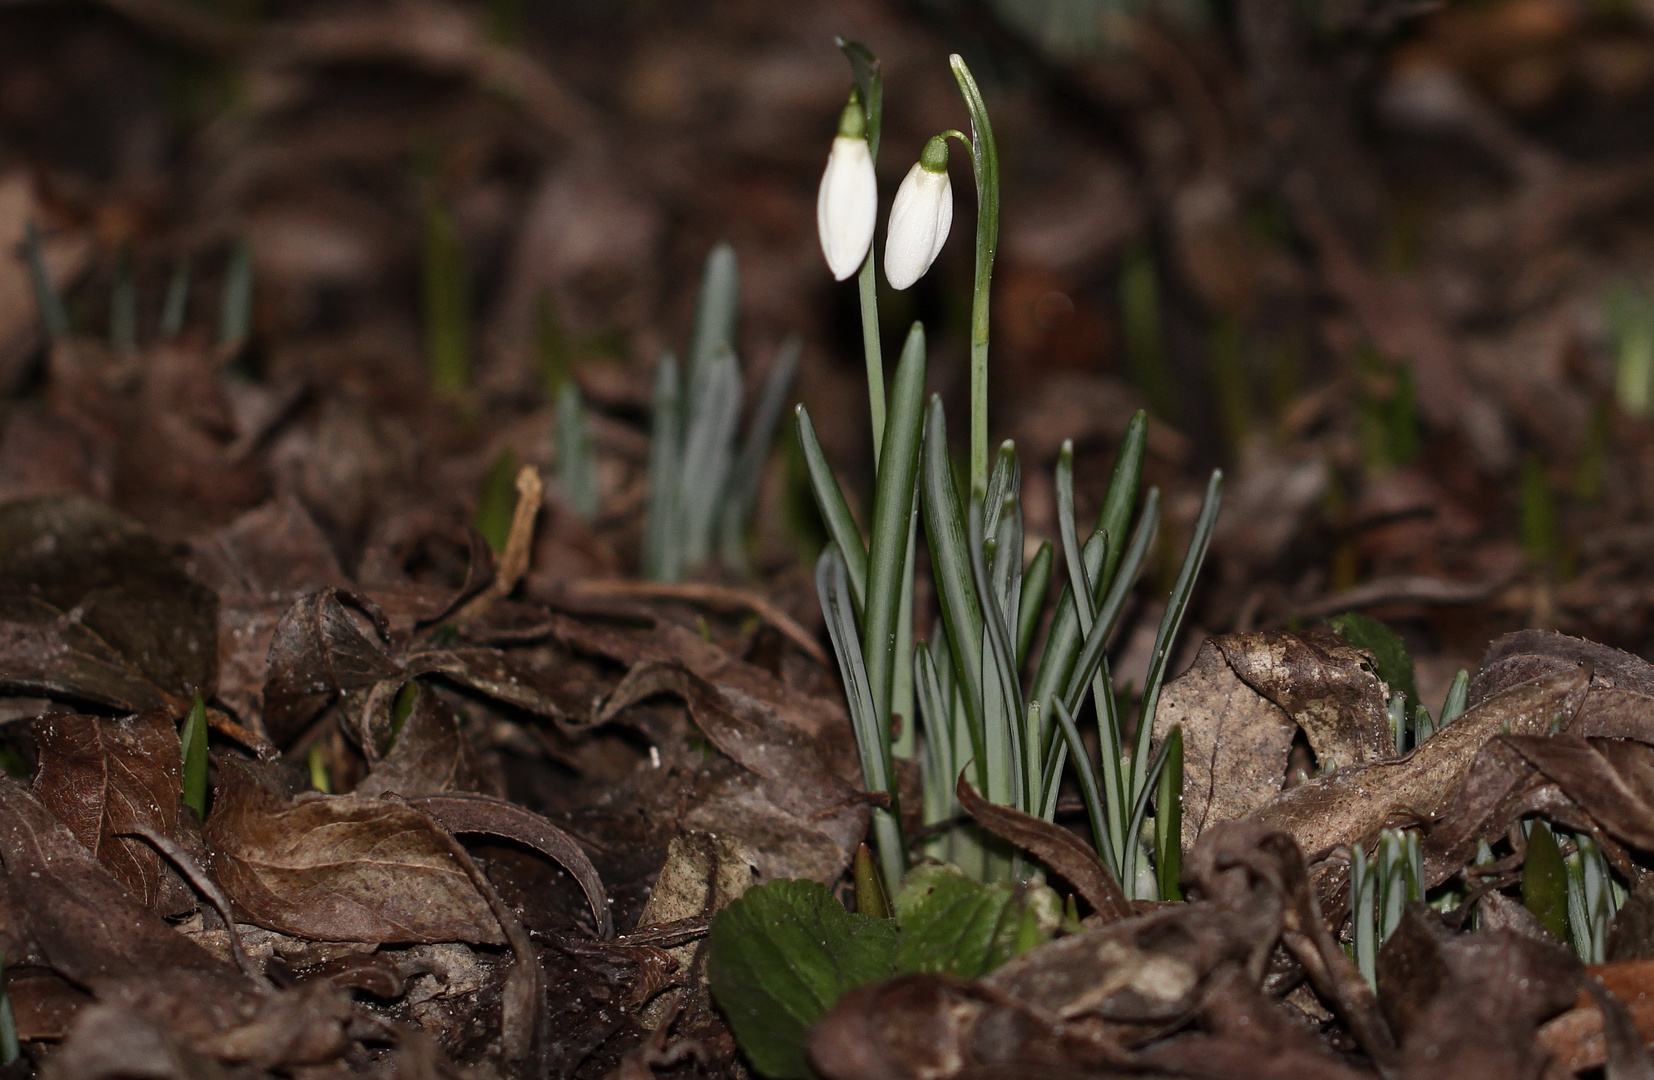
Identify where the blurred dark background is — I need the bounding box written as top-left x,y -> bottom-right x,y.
5,0 -> 1654,697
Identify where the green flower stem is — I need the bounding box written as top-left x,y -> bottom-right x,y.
949,55 -> 999,492
841,39 -> 887,465
859,259 -> 886,463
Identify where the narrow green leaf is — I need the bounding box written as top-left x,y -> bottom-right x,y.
160,254 -> 191,340
474,448 -> 518,555
1330,611 -> 1419,707
1095,411 -> 1148,592
708,879 -> 897,1080
306,743 -> 332,794
1054,698 -> 1116,874
818,545 -> 905,886
920,397 -> 985,781
854,843 -> 892,919
423,195 -> 471,394
720,336 -> 802,571
863,324 -> 928,754
1059,489 -> 1160,713
217,238 -> 254,349
680,347 -> 743,568
643,352 -> 684,581
556,384 -> 599,521
1156,726 -> 1183,901
0,952 -> 16,1066
1017,541 -> 1052,665
24,221 -> 68,340
1131,471 -> 1222,809
1440,669 -> 1470,727
796,406 -> 868,610
1523,819 -> 1571,944
968,496 -> 1024,811
894,863 -> 1054,980
180,692 -> 209,819
685,243 -> 739,419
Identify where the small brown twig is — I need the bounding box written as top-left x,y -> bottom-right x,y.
566,579 -> 828,666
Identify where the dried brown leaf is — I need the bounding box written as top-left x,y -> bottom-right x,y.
1248,665 -> 1591,864
1153,639 -> 1297,849
30,711 -> 187,912
411,790 -> 613,938
204,757 -> 504,945
261,588 -> 403,746
955,774 -> 1130,922
355,685 -> 483,798
1212,630 -> 1393,769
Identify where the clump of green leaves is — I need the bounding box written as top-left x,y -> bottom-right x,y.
643,244 -> 800,580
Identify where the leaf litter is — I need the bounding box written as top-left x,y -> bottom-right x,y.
9,1 -> 1654,1077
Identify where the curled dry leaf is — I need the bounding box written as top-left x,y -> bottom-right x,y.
354,684 -> 484,798
1376,903 -> 1581,1080
261,588 -> 402,746
955,774 -> 1130,922
1502,734 -> 1654,853
411,790 -> 614,939
1248,665 -> 1591,866
30,711 -> 188,911
204,757 -> 504,945
601,660 -> 868,883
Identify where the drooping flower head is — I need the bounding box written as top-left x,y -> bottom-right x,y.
817,92 -> 878,281
883,134 -> 952,291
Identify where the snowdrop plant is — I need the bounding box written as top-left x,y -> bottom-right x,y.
804,42 -> 1221,896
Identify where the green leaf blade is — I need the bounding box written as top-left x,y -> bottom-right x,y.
708,879 -> 897,1080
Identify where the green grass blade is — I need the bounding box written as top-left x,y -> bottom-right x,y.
217,238 -> 254,349
643,352 -> 684,581
818,545 -> 905,887
796,405 -> 868,610
180,692 -> 209,819
968,496 -> 1025,811
892,491 -> 919,760
1440,669 -> 1470,727
1155,725 -> 1183,901
1055,441 -> 1095,626
1060,489 -> 1160,712
1017,541 -> 1052,666
160,254 -> 191,340
720,335 -> 802,570
423,196 -> 471,394
1027,530 -> 1108,743
914,639 -> 955,827
110,247 -> 136,355
1038,724 -> 1066,822
557,384 -> 599,520
1095,410 -> 1148,591
0,952 -> 17,1065
864,324 -> 928,755
24,221 -> 68,340
1054,698 -> 1118,876
949,54 -> 999,492
685,242 -> 739,419
920,397 -> 985,777
680,347 -> 744,568
1130,471 -> 1222,806
1125,723 -> 1178,899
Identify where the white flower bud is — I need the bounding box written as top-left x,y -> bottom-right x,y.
817,98 -> 877,281
883,136 -> 952,291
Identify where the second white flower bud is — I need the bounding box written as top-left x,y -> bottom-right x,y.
817,94 -> 878,282
883,135 -> 953,291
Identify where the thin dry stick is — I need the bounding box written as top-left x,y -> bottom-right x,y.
567,579 -> 828,665
455,465 -> 543,625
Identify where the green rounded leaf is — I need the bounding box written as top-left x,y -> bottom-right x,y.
708,879 -> 897,1080
894,863 -> 1055,980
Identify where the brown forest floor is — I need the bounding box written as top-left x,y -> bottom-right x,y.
4,0 -> 1654,1077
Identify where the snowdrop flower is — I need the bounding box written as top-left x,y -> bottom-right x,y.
817,94 -> 877,281
884,134 -> 952,291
